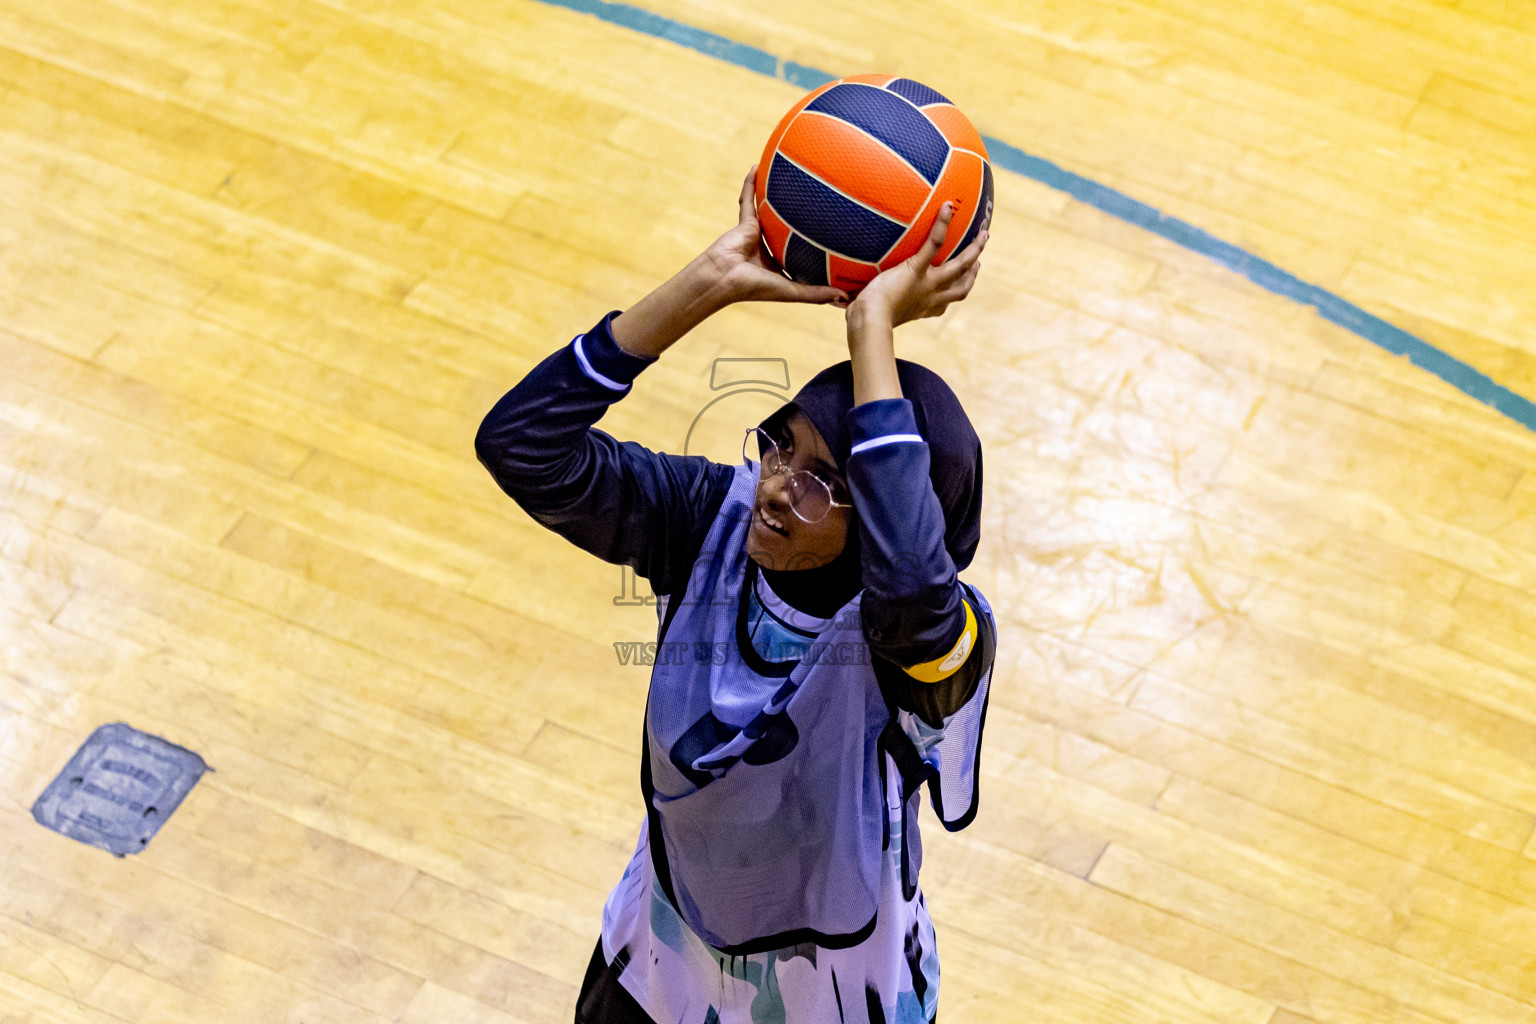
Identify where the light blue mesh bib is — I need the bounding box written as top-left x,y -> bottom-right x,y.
641,461 -> 993,954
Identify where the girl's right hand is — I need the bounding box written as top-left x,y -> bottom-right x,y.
704,165 -> 851,308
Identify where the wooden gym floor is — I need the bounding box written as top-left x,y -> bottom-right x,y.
1,0 -> 1534,1020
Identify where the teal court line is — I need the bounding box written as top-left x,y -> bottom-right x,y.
530,0 -> 1536,434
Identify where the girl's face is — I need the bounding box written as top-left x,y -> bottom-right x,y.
745,410 -> 851,571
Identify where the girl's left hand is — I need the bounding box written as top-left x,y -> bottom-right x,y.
849,202 -> 987,327
703,165 -> 852,307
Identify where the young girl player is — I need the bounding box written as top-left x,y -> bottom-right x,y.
475,165 -> 996,1024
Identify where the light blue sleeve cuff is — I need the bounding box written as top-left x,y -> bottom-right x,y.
572,310 -> 657,391
847,398 -> 924,455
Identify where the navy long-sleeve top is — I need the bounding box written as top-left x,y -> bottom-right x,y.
474,310 -> 994,724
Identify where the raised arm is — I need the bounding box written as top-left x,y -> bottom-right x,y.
474,311 -> 732,596
474,166 -> 849,596
844,202 -> 994,725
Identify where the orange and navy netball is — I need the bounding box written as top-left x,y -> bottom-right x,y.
754,74 -> 994,296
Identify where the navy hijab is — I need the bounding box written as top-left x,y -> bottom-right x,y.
755,359 -> 984,616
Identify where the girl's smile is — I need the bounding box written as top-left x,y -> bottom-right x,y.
744,410 -> 851,572
753,503 -> 790,538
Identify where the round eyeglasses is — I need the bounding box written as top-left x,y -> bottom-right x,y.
742,426 -> 853,524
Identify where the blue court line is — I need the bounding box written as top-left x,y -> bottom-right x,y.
530,0 -> 1536,434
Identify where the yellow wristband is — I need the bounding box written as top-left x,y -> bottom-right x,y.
904,599 -> 977,683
